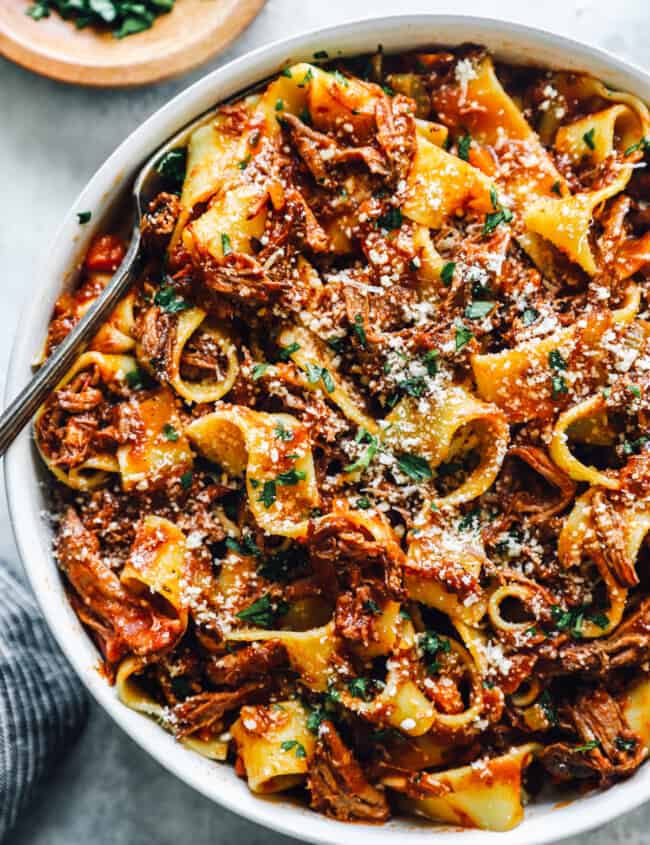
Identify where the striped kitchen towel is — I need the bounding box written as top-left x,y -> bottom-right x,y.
0,564 -> 87,841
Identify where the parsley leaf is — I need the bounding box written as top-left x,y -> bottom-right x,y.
583,128 -> 596,150
276,469 -> 306,486
77,211 -> 92,224
419,631 -> 451,674
455,324 -> 474,350
162,423 -> 179,442
221,233 -> 232,256
180,470 -> 193,490
483,206 -> 513,236
465,300 -> 495,320
615,736 -> 637,753
548,349 -> 567,370
237,593 -> 289,627
440,261 -> 455,286
278,342 -> 300,361
258,480 -> 277,508
252,363 -> 269,380
575,740 -> 600,753
457,134 -> 472,161
155,147 -> 186,190
154,285 -> 190,314
376,207 -> 403,231
280,739 -> 306,758
353,313 -> 367,348
346,677 -> 373,700
274,422 -> 294,441
125,367 -> 145,389
397,452 -> 432,481
344,431 -> 379,474
522,307 -> 539,326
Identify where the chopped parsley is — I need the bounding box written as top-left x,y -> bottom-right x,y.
376,207 -> 403,231
332,70 -> 348,87
274,422 -> 294,442
76,211 -> 92,224
623,436 -> 650,456
423,349 -> 439,376
344,430 -> 379,474
455,324 -> 474,350
551,375 -> 568,397
465,300 -> 495,320
419,631 -> 451,674
326,335 -> 346,353
440,261 -> 455,286
304,364 -> 334,393
397,452 -> 432,481
278,342 -> 300,361
237,593 -> 288,627
125,367 -> 145,389
457,134 -> 472,161
221,233 -> 232,256
548,349 -> 567,370
306,707 -> 327,733
551,604 -> 608,638
353,313 -> 367,348
180,470 -> 193,490
280,739 -> 306,758
628,384 -> 642,399
582,128 -> 596,151
624,137 -> 650,156
364,599 -> 381,615
458,508 -> 480,532
153,285 -> 190,313
237,155 -> 251,170
30,0 -> 177,39
155,147 -> 186,190
276,469 -> 306,486
252,363 -> 269,380
258,480 -> 277,509
483,204 -> 513,236
225,533 -> 262,558
574,740 -> 600,753
346,677 -> 373,701
162,423 -> 179,442
615,736 -> 637,753
522,307 -> 539,326
354,496 -> 372,510
275,99 -> 285,111
551,180 -> 562,196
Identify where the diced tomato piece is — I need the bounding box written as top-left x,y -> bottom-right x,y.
85,234 -> 126,272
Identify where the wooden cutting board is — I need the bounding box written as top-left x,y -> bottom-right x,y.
0,0 -> 266,87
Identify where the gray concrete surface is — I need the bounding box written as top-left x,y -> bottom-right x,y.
2,0 -> 650,841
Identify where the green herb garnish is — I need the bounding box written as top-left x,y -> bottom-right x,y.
397,452 -> 432,481
162,423 -> 179,442
457,134 -> 472,161
583,128 -> 596,150
440,261 -> 455,286
237,593 -> 288,627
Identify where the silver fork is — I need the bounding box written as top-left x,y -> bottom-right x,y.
0,76 -> 271,457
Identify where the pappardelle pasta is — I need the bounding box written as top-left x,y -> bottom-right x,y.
36,45 -> 650,831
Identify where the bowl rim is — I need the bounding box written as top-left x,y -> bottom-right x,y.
6,14 -> 650,845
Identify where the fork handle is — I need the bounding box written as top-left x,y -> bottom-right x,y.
0,228 -> 141,458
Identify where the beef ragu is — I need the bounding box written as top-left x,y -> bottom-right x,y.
34,45 -> 650,831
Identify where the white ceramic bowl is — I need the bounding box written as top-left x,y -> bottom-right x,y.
6,15 -> 650,845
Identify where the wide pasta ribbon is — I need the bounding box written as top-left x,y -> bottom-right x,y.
186,405 -> 319,538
